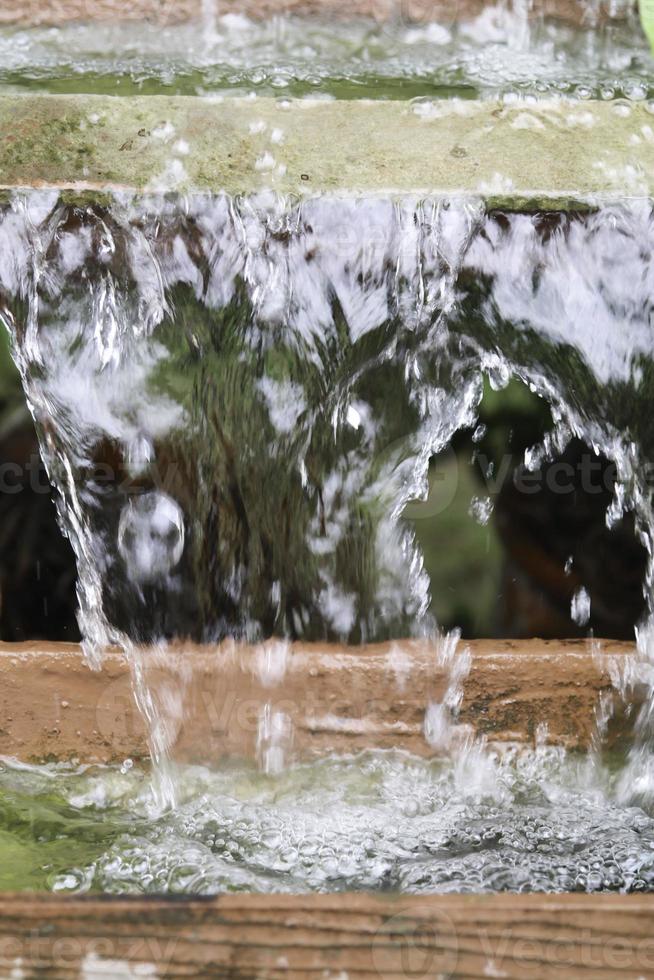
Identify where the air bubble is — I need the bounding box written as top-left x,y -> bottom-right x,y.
626,82 -> 648,101
117,492 -> 185,584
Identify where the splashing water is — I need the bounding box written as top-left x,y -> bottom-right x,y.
0,191 -> 489,806
1,746 -> 653,895
0,0 -> 654,836
0,192 -> 488,657
0,2 -> 651,100
3,190 -> 654,814
572,586 -> 592,625
2,0 -> 654,886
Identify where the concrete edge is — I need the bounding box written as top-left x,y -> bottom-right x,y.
0,637 -> 639,763
0,95 -> 651,207
0,0 -> 627,27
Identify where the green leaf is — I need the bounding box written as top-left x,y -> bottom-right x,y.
639,0 -> 654,52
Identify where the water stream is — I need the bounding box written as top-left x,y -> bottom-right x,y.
1,1 -> 654,892
3,191 -> 654,822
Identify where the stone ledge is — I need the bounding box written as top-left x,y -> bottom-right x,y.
0,95 -> 651,209
0,637 -> 638,763
0,892 -> 651,978
0,0 -> 625,27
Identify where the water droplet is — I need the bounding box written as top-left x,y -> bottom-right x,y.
626,82 -> 648,102
469,495 -> 493,526
346,405 -> 361,429
571,587 -> 591,627
486,359 -> 511,391
126,435 -> 154,477
52,873 -> 81,892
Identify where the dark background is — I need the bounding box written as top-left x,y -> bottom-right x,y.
0,325 -> 644,642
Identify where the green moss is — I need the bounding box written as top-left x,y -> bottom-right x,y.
0,95 -> 650,205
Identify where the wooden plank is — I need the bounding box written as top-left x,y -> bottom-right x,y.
0,638 -> 638,763
0,0 -> 618,28
0,96 -> 651,209
0,892 -> 652,977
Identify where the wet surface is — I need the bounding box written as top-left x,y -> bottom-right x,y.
2,745 -> 654,895
0,6 -> 651,100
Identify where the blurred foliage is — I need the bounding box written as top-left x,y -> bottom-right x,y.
126,282 -> 425,644
405,378 -> 551,637
0,324 -> 29,435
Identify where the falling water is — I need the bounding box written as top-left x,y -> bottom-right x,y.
2,190 -> 654,808
0,191 -> 488,804
1,0 -> 654,891
0,193 -> 486,652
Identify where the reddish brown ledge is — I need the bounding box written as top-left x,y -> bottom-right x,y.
0,892 -> 652,978
0,637 -> 638,764
0,0 -> 627,26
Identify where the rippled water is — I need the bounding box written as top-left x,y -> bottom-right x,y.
2,745 -> 654,895
0,4 -> 651,99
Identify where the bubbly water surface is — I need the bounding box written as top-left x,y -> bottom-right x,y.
0,3 -> 651,100
2,746 -> 654,895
